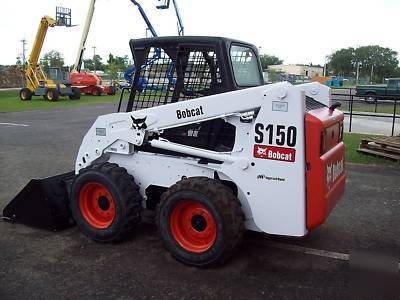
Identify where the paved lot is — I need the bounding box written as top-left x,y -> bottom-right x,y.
0,104 -> 399,299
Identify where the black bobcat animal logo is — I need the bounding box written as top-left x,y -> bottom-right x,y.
131,116 -> 147,130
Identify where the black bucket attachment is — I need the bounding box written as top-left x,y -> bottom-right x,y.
2,171 -> 76,231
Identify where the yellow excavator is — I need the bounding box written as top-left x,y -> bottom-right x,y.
20,15 -> 80,101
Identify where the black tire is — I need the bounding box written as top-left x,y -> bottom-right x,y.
20,88 -> 32,101
92,86 -> 102,96
70,162 -> 142,242
69,87 -> 81,100
157,177 -> 244,266
365,93 -> 377,104
107,86 -> 116,96
45,88 -> 59,101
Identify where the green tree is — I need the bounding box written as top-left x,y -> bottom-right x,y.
93,54 -> 104,71
82,58 -> 94,71
327,47 -> 356,77
107,54 -> 129,70
268,69 -> 277,82
106,54 -> 119,83
40,50 -> 65,74
260,54 -> 283,70
355,46 -> 398,82
327,46 -> 399,82
83,54 -> 105,71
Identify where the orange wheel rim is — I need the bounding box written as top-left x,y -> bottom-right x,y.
170,200 -> 217,253
79,182 -> 115,229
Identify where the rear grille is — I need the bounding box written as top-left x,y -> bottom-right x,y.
306,96 -> 327,111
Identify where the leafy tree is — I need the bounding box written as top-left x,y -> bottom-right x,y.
82,58 -> 94,71
268,69 -> 278,82
355,46 -> 398,82
327,48 -> 356,77
40,50 -> 65,74
327,46 -> 399,82
93,54 -> 105,71
107,54 -> 129,70
260,54 -> 283,70
83,54 -> 105,71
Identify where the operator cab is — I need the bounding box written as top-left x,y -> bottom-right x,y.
118,36 -> 264,112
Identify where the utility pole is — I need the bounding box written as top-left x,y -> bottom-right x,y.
92,46 -> 96,73
20,39 -> 27,86
20,39 -> 27,71
356,62 -> 361,86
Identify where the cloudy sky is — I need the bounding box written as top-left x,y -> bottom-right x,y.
1,0 -> 399,66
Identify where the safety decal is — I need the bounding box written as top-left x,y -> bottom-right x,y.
253,144 -> 296,162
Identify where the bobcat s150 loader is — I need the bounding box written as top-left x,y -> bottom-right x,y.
3,36 -> 346,266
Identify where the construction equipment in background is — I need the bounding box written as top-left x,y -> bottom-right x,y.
4,36 -> 346,266
156,0 -> 184,36
20,11 -> 81,101
122,0 -> 184,87
70,0 -> 115,96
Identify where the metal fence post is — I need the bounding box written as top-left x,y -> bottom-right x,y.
392,99 -> 397,136
348,88 -> 351,111
349,92 -> 353,133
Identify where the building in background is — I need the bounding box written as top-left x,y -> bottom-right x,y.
268,64 -> 324,78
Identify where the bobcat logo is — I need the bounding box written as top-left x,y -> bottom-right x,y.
257,147 -> 267,156
131,116 -> 147,130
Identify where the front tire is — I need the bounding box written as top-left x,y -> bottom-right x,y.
365,93 -> 377,104
157,177 -> 244,266
70,163 -> 142,242
69,87 -> 81,100
20,88 -> 32,101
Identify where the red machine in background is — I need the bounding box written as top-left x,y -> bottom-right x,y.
70,0 -> 115,96
70,71 -> 115,96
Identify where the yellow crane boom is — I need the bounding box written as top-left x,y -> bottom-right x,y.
24,16 -> 56,93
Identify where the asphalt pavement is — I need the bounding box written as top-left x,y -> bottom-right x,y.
0,104 -> 399,299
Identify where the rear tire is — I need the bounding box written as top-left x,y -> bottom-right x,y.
20,88 -> 32,101
45,88 -> 59,101
70,162 -> 142,242
107,86 -> 116,95
157,177 -> 244,266
69,87 -> 81,100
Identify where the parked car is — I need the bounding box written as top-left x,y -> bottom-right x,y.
356,78 -> 400,103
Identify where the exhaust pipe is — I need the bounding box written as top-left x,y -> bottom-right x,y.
2,171 -> 76,231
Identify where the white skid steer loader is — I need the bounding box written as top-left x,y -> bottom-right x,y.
3,37 -> 346,266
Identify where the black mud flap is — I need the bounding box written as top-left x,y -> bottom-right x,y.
2,171 -> 76,231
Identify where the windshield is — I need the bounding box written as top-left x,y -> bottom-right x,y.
230,45 -> 263,87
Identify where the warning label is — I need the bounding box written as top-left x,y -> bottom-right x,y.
253,144 -> 296,162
